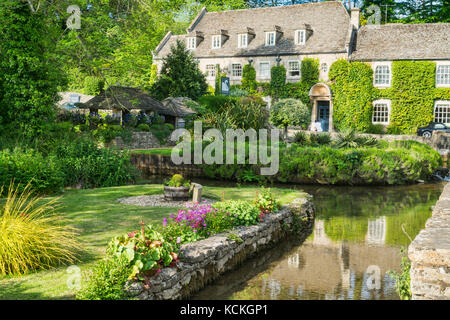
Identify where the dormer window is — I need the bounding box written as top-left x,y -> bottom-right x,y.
238,34 -> 248,48
212,35 -> 221,49
265,31 -> 276,46
295,30 -> 306,45
187,37 -> 196,50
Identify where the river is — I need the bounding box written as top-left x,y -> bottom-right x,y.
191,182 -> 445,300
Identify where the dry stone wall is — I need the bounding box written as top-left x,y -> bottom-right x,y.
409,182 -> 450,300
125,197 -> 315,300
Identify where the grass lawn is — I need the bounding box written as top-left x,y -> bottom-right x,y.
0,183 -> 305,300
131,148 -> 173,156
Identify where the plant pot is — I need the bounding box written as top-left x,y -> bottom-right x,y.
164,186 -> 190,201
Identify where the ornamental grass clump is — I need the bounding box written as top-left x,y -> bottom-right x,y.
0,183 -> 80,275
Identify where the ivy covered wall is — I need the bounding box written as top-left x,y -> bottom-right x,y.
330,59 -> 450,134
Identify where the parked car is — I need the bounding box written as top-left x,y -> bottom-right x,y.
417,122 -> 450,137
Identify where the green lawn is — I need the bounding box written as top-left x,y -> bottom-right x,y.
0,183 -> 305,300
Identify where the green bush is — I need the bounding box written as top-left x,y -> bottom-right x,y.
241,64 -> 257,93
0,148 -> 65,194
293,131 -> 308,145
270,98 -> 310,129
76,255 -> 132,300
197,95 -> 237,113
213,200 -> 260,226
55,138 -> 137,189
270,65 -> 286,98
136,123 -> 150,132
309,133 -> 331,146
165,174 -> 190,187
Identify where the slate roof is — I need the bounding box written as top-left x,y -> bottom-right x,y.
350,23 -> 450,61
154,1 -> 352,59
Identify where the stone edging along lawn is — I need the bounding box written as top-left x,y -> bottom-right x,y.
125,197 -> 315,300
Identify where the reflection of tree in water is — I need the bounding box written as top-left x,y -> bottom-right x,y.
305,184 -> 443,220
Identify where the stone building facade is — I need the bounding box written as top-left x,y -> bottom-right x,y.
153,1 -> 450,132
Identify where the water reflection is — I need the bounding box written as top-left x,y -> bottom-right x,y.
192,183 -> 445,300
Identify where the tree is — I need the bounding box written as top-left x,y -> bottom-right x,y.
150,40 -> 208,101
0,0 -> 66,134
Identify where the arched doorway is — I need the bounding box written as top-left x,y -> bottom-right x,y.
309,83 -> 333,132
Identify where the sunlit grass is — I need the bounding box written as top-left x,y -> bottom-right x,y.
0,183 -> 304,300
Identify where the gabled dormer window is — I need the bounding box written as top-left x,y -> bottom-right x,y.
295,30 -> 306,45
187,37 -> 196,50
265,31 -> 276,46
238,34 -> 248,48
212,35 -> 221,49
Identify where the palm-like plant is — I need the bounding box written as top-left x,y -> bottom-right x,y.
334,129 -> 379,149
0,183 -> 80,275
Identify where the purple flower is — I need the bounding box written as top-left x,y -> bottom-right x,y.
176,237 -> 181,244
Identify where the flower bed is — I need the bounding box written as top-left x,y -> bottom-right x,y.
76,189 -> 313,300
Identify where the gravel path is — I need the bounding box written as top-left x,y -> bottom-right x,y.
117,195 -> 215,208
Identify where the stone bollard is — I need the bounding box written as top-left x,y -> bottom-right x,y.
191,183 -> 203,203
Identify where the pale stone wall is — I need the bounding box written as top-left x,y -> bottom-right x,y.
409,182 -> 450,300
109,132 -> 165,150
125,198 -> 315,300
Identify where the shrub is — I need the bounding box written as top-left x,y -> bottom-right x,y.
229,86 -> 249,97
293,131 -> 308,145
123,114 -> 138,128
241,64 -> 257,93
165,174 -> 190,187
197,95 -> 237,113
388,250 -> 412,300
0,184 -> 80,275
136,123 -> 150,132
76,255 -> 132,300
255,188 -> 281,220
309,133 -> 331,146
270,65 -> 286,98
55,138 -> 138,189
213,200 -> 260,227
270,99 -> 310,129
0,148 -> 65,194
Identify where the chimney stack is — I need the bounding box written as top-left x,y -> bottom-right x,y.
351,8 -> 360,30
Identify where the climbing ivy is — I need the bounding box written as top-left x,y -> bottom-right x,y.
329,59 -> 374,132
241,64 -> 257,94
270,65 -> 287,99
330,59 -> 450,134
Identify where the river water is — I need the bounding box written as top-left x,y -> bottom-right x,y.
191,182 -> 445,300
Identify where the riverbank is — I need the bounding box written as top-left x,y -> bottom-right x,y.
409,182 -> 450,299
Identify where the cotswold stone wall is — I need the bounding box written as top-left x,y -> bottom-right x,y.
131,153 -> 203,178
409,182 -> 450,300
125,198 -> 315,300
109,132 -> 165,150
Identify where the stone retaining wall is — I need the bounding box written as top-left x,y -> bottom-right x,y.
131,153 -> 203,178
125,197 -> 315,300
109,132 -> 168,150
409,182 -> 450,300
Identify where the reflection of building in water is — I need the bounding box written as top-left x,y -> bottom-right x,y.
312,220 -> 336,247
260,219 -> 401,299
366,216 -> 387,246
